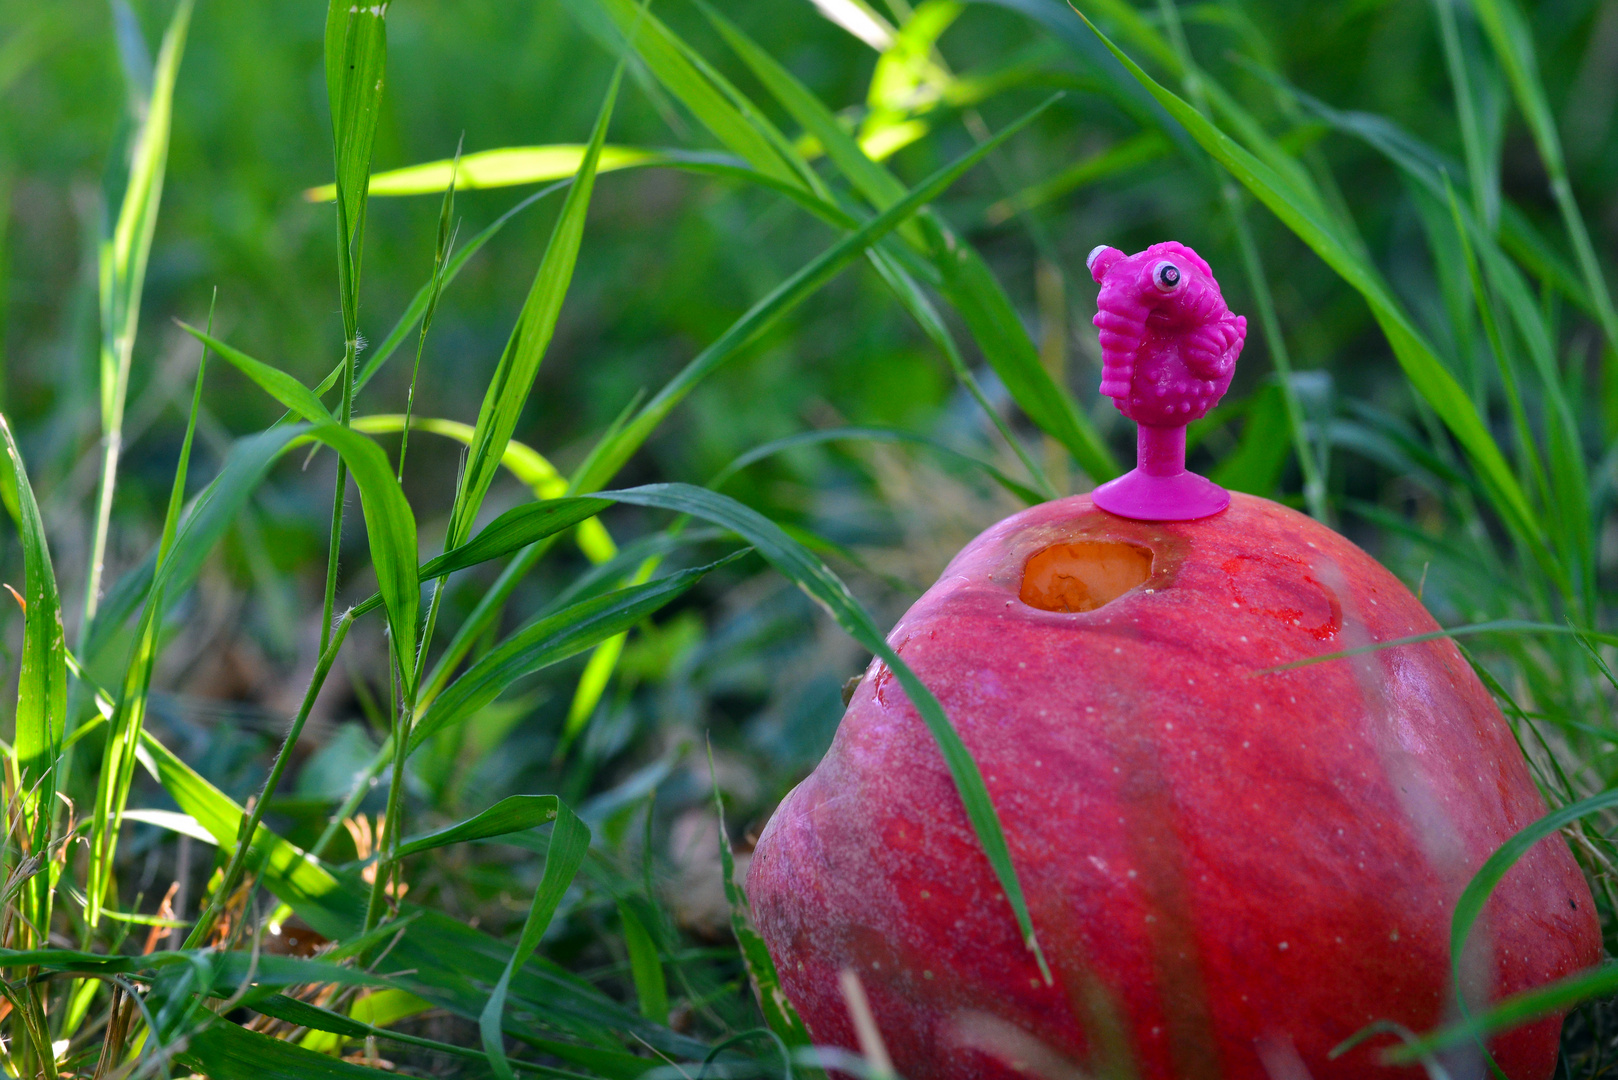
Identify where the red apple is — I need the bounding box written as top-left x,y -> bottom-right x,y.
746,492 -> 1598,1080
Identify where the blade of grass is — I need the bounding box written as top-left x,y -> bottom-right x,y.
710,746 -> 823,1077
410,555 -> 743,752
83,0 -> 191,636
481,807 -> 591,1080
86,299 -> 214,930
397,141 -> 460,481
617,899 -> 670,1026
320,0 -> 389,665
562,0 -> 806,190
175,326 -> 419,682
137,731 -> 695,1054
442,65 -> 622,552
1467,0 -> 1618,372
394,795 -> 570,860
0,413 -> 67,949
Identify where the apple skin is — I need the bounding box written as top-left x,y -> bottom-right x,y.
746,493 -> 1599,1080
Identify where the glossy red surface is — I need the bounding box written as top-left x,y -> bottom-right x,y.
747,493 -> 1598,1080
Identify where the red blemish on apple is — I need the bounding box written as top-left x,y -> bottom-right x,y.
1221,552 -> 1342,641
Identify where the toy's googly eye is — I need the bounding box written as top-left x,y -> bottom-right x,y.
1154,262 -> 1181,292
1086,245 -> 1110,272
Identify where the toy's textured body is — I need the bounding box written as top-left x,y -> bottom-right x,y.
1090,241 -> 1245,426
746,494 -> 1598,1079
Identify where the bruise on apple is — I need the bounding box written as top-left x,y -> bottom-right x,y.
747,493 -> 1598,1080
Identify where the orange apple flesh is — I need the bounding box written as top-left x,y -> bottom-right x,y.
746,493 -> 1598,1080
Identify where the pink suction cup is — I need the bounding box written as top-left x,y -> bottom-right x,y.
1085,241 -> 1248,522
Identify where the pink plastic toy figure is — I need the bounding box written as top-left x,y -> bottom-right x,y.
1087,241 -> 1247,520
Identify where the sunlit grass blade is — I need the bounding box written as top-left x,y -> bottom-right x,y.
83,0 -> 191,634
1079,13 -> 1539,550
481,806 -> 590,1080
444,64 -> 621,552
0,413 -> 67,949
393,795 -> 570,859
571,95 -> 1060,495
308,144 -> 709,199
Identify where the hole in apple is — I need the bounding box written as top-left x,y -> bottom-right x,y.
1020,541 -> 1153,612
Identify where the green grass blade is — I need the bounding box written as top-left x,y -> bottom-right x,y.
394,795 -> 566,859
571,95 -> 1059,495
609,483 -> 1051,979
179,323 -> 334,423
617,899 -> 670,1026
566,0 -> 808,190
1207,381 -> 1291,496
325,0 -> 387,271
934,240 -> 1119,480
445,64 -> 621,551
707,424 -> 1046,505
863,249 -> 1055,496
347,182 -> 572,397
1080,14 -> 1539,548
307,423 -> 419,688
411,555 -> 742,751
1449,786 -> 1618,993
418,498 -> 614,582
158,331 -> 419,680
180,1016 -> 402,1080
0,414 -> 67,948
83,0 -> 192,632
710,749 -> 824,1075
1384,963 -> 1618,1065
481,807 -> 591,1080
397,142 -> 460,481
1468,0 -> 1618,361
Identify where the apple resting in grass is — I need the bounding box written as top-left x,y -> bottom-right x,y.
745,242 -> 1599,1080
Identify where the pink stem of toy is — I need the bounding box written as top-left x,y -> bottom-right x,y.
1137,425 -> 1186,478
